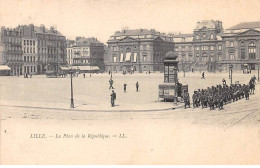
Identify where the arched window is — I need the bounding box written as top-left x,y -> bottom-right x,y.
248,42 -> 256,59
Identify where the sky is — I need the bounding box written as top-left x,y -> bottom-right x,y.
0,0 -> 260,43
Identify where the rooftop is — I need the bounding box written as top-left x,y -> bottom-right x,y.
113,29 -> 161,37
228,21 -> 260,30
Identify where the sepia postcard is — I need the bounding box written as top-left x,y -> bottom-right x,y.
0,0 -> 260,165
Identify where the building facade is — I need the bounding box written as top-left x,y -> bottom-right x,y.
0,24 -> 67,75
221,21 -> 260,71
173,20 -> 224,72
106,29 -> 175,72
66,37 -> 105,71
0,27 -> 23,75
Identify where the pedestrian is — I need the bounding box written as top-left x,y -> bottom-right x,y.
110,90 -> 116,107
201,71 -> 205,79
30,74 -> 32,78
136,82 -> 139,92
109,78 -> 114,89
83,74 -> 85,78
124,83 -> 127,93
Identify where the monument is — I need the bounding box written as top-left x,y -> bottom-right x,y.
158,51 -> 188,103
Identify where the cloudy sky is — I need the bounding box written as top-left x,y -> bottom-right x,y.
0,0 -> 260,43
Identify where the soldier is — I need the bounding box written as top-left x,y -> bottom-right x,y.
192,91 -> 198,108
136,82 -> 139,92
109,78 -> 114,89
244,85 -> 250,100
110,90 -> 116,107
222,79 -> 226,86
183,91 -> 190,109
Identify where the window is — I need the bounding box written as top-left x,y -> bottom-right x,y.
24,40 -> 26,45
27,40 -> 29,45
34,66 -> 36,72
24,56 -> 26,62
210,53 -> 214,61
229,53 -> 235,60
210,34 -> 214,39
218,53 -> 222,61
241,49 -> 245,59
210,46 -> 214,51
230,41 -> 234,47
143,55 -> 147,62
113,56 -> 117,62
30,40 -> 32,45
24,47 -> 26,53
248,42 -> 256,59
33,41 -> 35,46
181,46 -> 185,51
202,53 -> 207,62
218,45 -> 222,50
195,46 -> 200,51
202,46 -> 208,51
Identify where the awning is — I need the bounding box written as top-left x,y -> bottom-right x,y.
77,66 -> 100,71
120,53 -> 124,62
125,53 -> 131,62
0,65 -> 11,71
133,53 -> 137,62
59,66 -> 70,71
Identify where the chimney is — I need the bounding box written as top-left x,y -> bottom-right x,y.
40,24 -> 45,33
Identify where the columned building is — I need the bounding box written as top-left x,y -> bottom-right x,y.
173,20 -> 224,72
221,21 -> 260,71
106,29 -> 174,73
0,27 -> 23,75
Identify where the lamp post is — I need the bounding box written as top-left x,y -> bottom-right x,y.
70,66 -> 74,108
257,64 -> 259,82
230,67 -> 233,84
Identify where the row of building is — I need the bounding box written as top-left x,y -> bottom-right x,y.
1,20 -> 260,75
105,20 -> 260,72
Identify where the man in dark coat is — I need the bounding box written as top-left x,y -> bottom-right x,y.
110,90 -> 116,107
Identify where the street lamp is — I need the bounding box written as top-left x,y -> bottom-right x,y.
257,64 -> 259,82
69,66 -> 74,108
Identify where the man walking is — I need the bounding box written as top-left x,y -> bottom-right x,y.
109,78 -> 114,89
136,82 -> 139,92
201,71 -> 205,79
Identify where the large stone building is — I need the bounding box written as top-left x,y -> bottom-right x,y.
0,27 -> 23,75
0,24 -> 66,75
221,21 -> 260,71
173,20 -> 224,72
173,20 -> 260,72
106,29 -> 175,72
66,37 -> 105,71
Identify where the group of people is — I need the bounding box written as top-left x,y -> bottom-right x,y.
183,76 -> 256,110
109,78 -> 140,107
24,73 -> 32,78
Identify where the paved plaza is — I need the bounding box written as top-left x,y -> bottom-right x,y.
0,71 -> 259,127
